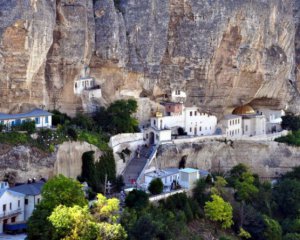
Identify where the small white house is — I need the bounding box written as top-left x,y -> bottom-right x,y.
178,168 -> 199,189
10,182 -> 44,221
171,90 -> 187,103
144,168 -> 180,190
0,109 -> 52,129
0,182 -> 25,234
74,66 -> 101,98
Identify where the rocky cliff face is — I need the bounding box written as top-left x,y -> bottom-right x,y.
0,0 -> 300,116
154,140 -> 300,178
0,141 -> 101,182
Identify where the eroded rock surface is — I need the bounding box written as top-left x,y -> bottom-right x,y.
154,140 -> 300,178
0,0 -> 300,117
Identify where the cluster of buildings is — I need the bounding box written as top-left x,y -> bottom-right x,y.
0,181 -> 44,233
142,90 -> 285,144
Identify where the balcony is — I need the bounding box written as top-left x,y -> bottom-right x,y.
0,209 -> 22,220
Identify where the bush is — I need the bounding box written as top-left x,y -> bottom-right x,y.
114,175 -> 125,192
125,189 -> 149,210
281,114 -> 300,131
67,127 -> 77,141
148,178 -> 163,195
11,120 -> 36,134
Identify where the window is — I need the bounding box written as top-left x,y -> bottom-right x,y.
45,116 -> 48,124
18,200 -> 20,208
175,90 -> 180,95
75,82 -> 77,88
190,111 -> 192,116
11,217 -> 16,223
146,134 -> 148,139
199,126 -> 202,131
25,199 -> 28,205
35,117 -> 40,124
190,128 -> 192,132
37,198 -> 40,204
3,204 -> 6,212
194,111 -> 197,116
9,202 -> 12,210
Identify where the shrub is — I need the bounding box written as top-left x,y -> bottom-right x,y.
148,178 -> 163,195
125,189 -> 149,210
114,175 -> 125,192
67,127 -> 77,141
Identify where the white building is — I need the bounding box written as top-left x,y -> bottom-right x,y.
258,108 -> 285,133
144,103 -> 218,144
178,168 -> 199,189
144,168 -> 180,191
171,90 -> 187,103
10,182 -> 44,221
74,66 -> 101,98
0,182 -> 25,234
144,168 -> 207,191
0,109 -> 52,129
222,105 -> 266,137
221,115 -> 242,137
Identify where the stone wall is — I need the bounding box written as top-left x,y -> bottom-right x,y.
109,133 -> 145,174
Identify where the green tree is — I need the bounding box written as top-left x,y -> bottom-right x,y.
204,194 -> 233,230
125,189 -> 149,211
27,175 -> 87,240
49,205 -> 98,240
281,114 -> 300,131
49,194 -> 127,240
193,179 -> 209,207
283,233 -> 300,240
148,178 -> 163,195
227,163 -> 249,187
211,176 -> 228,196
263,215 -> 282,240
273,179 -> 300,218
94,99 -> 138,134
235,172 -> 259,202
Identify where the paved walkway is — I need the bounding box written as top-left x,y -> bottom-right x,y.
123,145 -> 154,187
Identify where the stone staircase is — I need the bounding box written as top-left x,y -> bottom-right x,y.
123,145 -> 155,187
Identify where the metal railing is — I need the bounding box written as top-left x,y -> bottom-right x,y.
0,208 -> 22,219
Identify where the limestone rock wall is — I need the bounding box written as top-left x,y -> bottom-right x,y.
154,140 -> 300,178
0,141 -> 101,182
0,1 -> 300,117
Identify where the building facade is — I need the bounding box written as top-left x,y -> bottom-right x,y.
0,182 -> 25,234
222,105 -> 268,137
144,103 -> 217,144
10,182 -> 44,221
0,109 -> 52,129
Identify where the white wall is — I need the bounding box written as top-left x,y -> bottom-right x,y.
0,191 -> 25,233
74,77 -> 94,95
145,173 -> 179,189
1,115 -> 52,129
184,107 -> 217,136
24,194 -> 41,221
150,107 -> 217,137
222,116 -> 242,137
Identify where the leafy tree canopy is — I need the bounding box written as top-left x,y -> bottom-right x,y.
204,194 -> 233,229
148,178 -> 163,195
